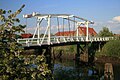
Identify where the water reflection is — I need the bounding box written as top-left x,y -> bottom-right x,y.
113,64 -> 120,80
53,59 -> 101,80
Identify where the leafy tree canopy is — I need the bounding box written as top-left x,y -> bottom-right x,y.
98,27 -> 113,37
0,5 -> 52,80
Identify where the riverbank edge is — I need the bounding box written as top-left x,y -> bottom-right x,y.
95,55 -> 120,64
54,53 -> 120,64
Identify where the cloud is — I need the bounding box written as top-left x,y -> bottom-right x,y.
108,16 -> 120,24
107,20 -> 115,24
93,16 -> 120,34
113,16 -> 120,22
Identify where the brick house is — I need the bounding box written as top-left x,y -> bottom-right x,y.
55,26 -> 97,36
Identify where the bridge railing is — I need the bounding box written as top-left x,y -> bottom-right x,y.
17,36 -> 114,46
89,37 -> 114,42
49,36 -> 86,43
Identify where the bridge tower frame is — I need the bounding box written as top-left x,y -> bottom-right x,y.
22,12 -> 94,46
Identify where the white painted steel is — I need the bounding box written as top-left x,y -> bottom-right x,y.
21,12 -> 114,47
17,36 -> 114,46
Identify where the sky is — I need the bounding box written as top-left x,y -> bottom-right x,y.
0,0 -> 120,34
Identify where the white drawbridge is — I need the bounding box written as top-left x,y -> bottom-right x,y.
17,12 -> 114,46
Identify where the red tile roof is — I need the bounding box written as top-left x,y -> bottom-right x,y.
114,34 -> 120,37
21,33 -> 33,38
55,31 -> 75,36
78,27 -> 97,36
55,27 -> 97,36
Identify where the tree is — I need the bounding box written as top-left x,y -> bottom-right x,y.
0,5 -> 52,80
98,27 -> 113,37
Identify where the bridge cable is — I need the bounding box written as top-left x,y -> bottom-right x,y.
63,18 -> 64,36
25,18 -> 27,33
57,17 -> 60,36
73,17 -> 76,36
68,16 -> 71,37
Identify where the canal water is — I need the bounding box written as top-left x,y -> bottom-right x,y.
52,59 -> 120,80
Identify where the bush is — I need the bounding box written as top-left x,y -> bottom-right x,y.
101,40 -> 120,57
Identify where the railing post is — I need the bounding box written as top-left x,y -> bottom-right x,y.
76,43 -> 80,62
27,39 -> 29,46
44,46 -> 52,68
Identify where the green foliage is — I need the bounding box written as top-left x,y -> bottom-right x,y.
54,45 -> 76,55
0,5 -> 52,80
101,40 -> 120,57
98,27 -> 113,37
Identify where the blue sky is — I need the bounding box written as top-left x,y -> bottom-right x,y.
0,0 -> 120,34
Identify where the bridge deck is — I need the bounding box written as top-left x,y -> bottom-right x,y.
17,36 -> 113,48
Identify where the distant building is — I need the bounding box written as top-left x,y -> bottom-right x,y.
114,34 -> 120,37
21,33 -> 33,38
114,34 -> 120,39
55,26 -> 97,36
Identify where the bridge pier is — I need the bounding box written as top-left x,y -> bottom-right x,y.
23,40 -> 108,66
98,42 -> 101,52
80,43 -> 89,63
36,48 -> 43,55
76,43 -> 89,63
44,46 -> 52,68
104,63 -> 114,80
98,42 -> 106,52
88,42 -> 97,63
76,43 -> 81,62
34,46 -> 52,68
